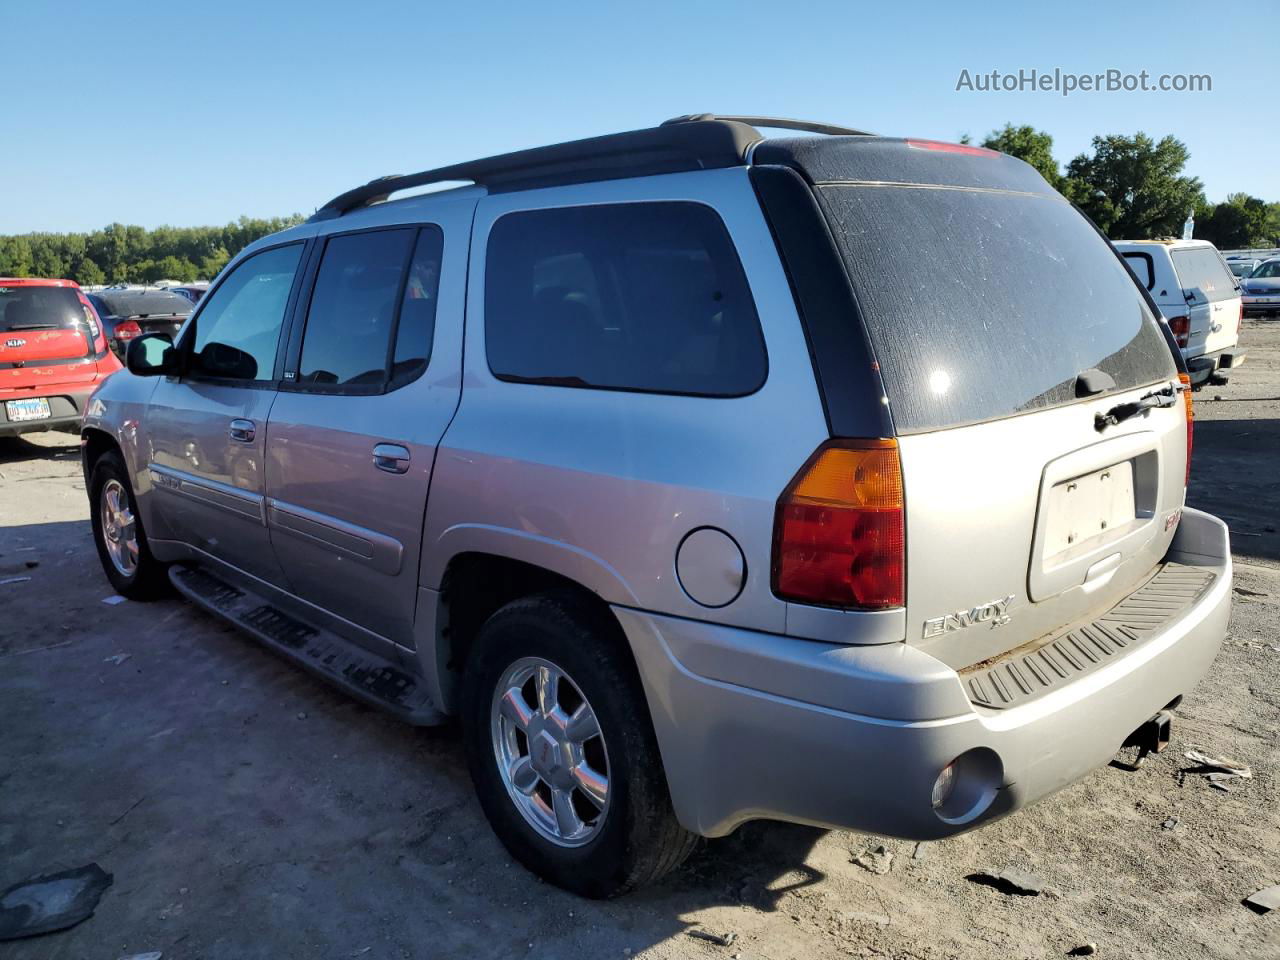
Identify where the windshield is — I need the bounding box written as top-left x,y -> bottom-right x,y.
1251,260 -> 1280,279
0,285 -> 85,333
819,185 -> 1176,433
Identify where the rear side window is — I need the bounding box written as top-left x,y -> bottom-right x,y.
0,286 -> 84,332
1121,252 -> 1155,291
1170,248 -> 1236,302
820,185 -> 1176,433
295,226 -> 443,390
190,243 -> 303,381
485,202 -> 767,396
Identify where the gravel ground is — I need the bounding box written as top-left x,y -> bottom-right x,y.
3,321 -> 1279,960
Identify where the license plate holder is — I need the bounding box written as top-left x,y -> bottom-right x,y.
5,397 -> 52,422
1042,461 -> 1136,558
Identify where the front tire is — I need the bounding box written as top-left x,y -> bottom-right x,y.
89,449 -> 169,600
460,593 -> 696,897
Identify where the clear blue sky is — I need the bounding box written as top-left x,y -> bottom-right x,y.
6,0 -> 1274,234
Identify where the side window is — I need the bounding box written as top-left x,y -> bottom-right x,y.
1121,252 -> 1154,291
391,227 -> 444,385
485,202 -> 767,397
298,229 -> 415,387
190,244 -> 303,381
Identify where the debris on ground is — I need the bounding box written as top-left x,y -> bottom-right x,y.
686,928 -> 737,946
967,868 -> 1046,896
0,863 -> 113,941
0,576 -> 32,586
842,910 -> 891,926
1068,944 -> 1098,956
912,842 -> 927,860
102,595 -> 127,606
1185,750 -> 1252,779
1209,781 -> 1233,793
1162,818 -> 1179,830
1244,885 -> 1280,914
119,952 -> 163,960
852,844 -> 893,875
103,654 -> 132,666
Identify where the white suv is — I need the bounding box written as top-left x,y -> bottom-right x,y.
1114,239 -> 1245,388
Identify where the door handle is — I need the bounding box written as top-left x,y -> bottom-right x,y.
1211,321 -> 1223,333
229,419 -> 256,443
373,443 -> 410,474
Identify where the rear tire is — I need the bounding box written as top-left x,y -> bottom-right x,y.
460,592 -> 696,897
89,449 -> 169,600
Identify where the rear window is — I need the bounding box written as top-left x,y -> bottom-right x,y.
0,286 -> 84,332
91,289 -> 192,319
485,202 -> 767,397
819,185 -> 1177,433
1170,248 -> 1236,302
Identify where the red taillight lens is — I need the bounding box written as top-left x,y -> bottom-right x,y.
773,439 -> 905,609
1179,372 -> 1193,486
1168,315 -> 1190,348
114,320 -> 142,341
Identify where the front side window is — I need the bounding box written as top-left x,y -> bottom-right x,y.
485,202 -> 767,396
1252,260 -> 1280,279
189,244 -> 303,381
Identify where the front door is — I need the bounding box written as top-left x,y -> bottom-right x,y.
146,241 -> 307,587
264,213 -> 466,649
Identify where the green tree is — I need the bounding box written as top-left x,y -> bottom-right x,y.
1062,133 -> 1204,238
981,123 -> 1060,186
1196,193 -> 1272,248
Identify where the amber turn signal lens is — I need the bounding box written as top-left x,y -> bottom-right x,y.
1179,372 -> 1193,486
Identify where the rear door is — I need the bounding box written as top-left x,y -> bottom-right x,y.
817,180 -> 1184,669
1170,246 -> 1240,355
264,207 -> 467,650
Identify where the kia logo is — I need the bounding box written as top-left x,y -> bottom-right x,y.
4,338 -> 26,348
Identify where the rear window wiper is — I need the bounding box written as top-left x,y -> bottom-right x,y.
5,322 -> 62,331
1094,384 -> 1180,431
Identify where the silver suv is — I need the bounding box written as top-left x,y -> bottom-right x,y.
82,115 -> 1232,898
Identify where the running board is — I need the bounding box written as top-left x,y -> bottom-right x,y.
169,564 -> 443,725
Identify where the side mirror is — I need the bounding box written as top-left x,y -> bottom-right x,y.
126,333 -> 177,376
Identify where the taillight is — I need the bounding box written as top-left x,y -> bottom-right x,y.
1167,315 -> 1190,348
773,439 -> 905,609
114,320 -> 142,341
1179,372 -> 1193,486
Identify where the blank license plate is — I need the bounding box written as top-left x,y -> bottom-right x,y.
1042,461 -> 1136,557
5,398 -> 52,422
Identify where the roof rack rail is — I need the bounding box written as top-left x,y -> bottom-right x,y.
309,118 -> 763,222
662,114 -> 877,137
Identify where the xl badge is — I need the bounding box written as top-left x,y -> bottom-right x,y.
923,595 -> 1014,639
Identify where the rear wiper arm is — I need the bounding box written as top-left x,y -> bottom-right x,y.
1094,384 -> 1179,431
5,322 -> 61,330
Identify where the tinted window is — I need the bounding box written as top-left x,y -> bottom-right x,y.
1253,260 -> 1280,279
391,227 -> 444,384
1170,248 -> 1236,303
92,288 -> 191,319
486,202 -> 766,396
190,244 -> 302,381
1121,252 -> 1154,290
820,185 -> 1176,433
298,229 -> 414,386
0,285 -> 83,332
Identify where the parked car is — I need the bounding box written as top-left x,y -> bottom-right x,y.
169,283 -> 209,305
1113,239 -> 1245,388
85,288 -> 192,359
1,278 -> 122,437
1241,258 -> 1280,316
1226,257 -> 1260,279
82,116 -> 1230,898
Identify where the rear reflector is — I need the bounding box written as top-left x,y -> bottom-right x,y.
1167,315 -> 1190,348
1179,372 -> 1193,486
773,439 -> 905,609
905,139 -> 999,157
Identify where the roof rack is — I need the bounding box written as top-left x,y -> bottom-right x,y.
309,114 -> 873,222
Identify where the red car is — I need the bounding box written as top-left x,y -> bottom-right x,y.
0,278 -> 122,438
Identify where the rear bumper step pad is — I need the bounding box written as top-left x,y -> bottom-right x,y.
169,564 -> 441,724
961,562 -> 1217,710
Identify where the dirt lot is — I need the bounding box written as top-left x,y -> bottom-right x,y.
3,322 -> 1280,960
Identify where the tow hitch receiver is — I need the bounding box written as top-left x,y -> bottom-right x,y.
1119,710 -> 1173,769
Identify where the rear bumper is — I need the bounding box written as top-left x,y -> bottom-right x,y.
618,507 -> 1230,839
1186,349 -> 1245,387
0,381 -> 99,437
